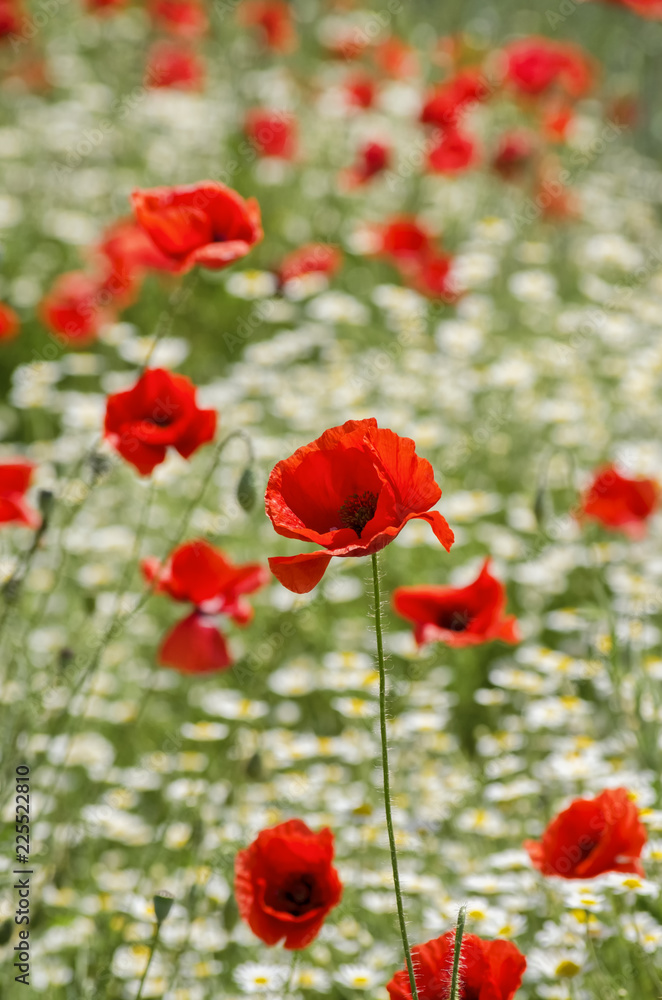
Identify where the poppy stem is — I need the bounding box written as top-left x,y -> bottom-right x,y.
136,922 -> 161,1000
370,552 -> 418,1000
450,904 -> 467,1000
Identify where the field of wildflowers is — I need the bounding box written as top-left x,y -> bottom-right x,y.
2,0 -> 662,997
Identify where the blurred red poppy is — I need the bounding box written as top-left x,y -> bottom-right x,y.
503,37 -> 593,98
525,788 -> 646,879
143,539 -> 268,673
579,464 -> 659,539
265,418 -> 453,593
0,462 -> 40,528
148,0 -> 208,37
147,41 -> 206,91
372,37 -> 418,78
235,819 -> 342,949
600,0 -> 662,16
387,930 -> 526,1000
131,181 -> 262,273
394,558 -> 519,647
96,218 -> 179,299
420,68 -> 490,129
40,271 -> 115,346
344,72 -> 376,109
245,108 -> 297,159
0,302 -> 19,342
492,130 -> 536,181
428,129 -> 479,173
342,139 -> 390,187
377,216 -> 433,267
277,243 -> 342,285
104,368 -> 216,475
410,252 -> 459,303
0,0 -> 22,38
237,0 -> 297,52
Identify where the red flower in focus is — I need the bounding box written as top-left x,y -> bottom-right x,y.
579,464 -> 659,539
428,129 -> 478,174
149,0 -> 208,37
0,0 -> 22,38
492,130 -> 536,181
387,931 -> 526,1000
131,181 -> 263,273
393,558 -> 519,648
0,462 -> 40,528
525,788 -> 646,879
420,69 -> 490,129
344,72 -> 376,109
147,41 -> 206,91
104,368 -> 216,475
237,0 -> 297,52
40,271 -> 115,346
265,418 -> 453,593
142,539 -> 268,673
503,37 -> 593,98
235,819 -> 342,949
278,243 -> 342,286
0,302 -> 19,342
342,140 -> 390,187
245,108 -> 297,159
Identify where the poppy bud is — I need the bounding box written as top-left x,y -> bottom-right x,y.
0,919 -> 12,945
237,466 -> 257,513
246,750 -> 264,780
153,890 -> 174,924
223,892 -> 239,932
37,488 -> 55,526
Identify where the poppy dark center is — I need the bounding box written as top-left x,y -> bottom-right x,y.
149,413 -> 173,426
438,608 -> 473,632
272,874 -> 316,916
338,491 -> 379,537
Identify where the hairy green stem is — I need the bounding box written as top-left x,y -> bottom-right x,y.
371,552 -> 418,1000
136,923 -> 160,1000
450,905 -> 467,1000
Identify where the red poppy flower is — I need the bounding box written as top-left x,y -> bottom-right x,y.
525,787 -> 646,879
599,0 -> 662,16
104,368 -> 216,475
0,302 -> 19,342
579,464 -> 659,539
96,219 -> 179,293
237,0 -> 297,52
428,129 -> 479,174
235,819 -> 342,950
377,216 -> 433,267
420,69 -> 491,129
0,462 -> 40,528
372,37 -> 418,78
277,243 -> 342,286
142,539 -> 268,673
342,140 -> 390,188
265,418 -> 454,593
0,0 -> 22,38
387,931 -> 526,1000
410,252 -> 459,303
40,271 -> 115,346
149,0 -> 208,37
344,72 -> 377,109
393,558 -> 519,648
85,0 -> 127,13
131,181 -> 263,274
147,41 -> 206,91
245,108 -> 297,160
492,131 -> 536,181
503,38 -> 593,98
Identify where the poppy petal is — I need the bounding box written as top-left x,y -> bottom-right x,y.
158,613 -> 232,673
268,552 -> 332,593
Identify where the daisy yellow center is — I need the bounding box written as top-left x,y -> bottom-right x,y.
338,491 -> 379,537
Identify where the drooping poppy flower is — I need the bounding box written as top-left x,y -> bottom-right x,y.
341,139 -> 391,188
235,819 -> 342,949
131,181 -> 263,274
237,0 -> 297,52
393,558 -> 519,648
40,271 -> 115,346
146,41 -> 206,91
503,37 -> 593,99
427,129 -> 479,174
104,368 -> 217,475
525,787 -> 646,879
148,0 -> 208,37
142,539 -> 268,673
265,418 -> 454,593
0,302 -> 19,342
386,930 -> 526,1000
420,68 -> 491,129
492,130 -> 536,181
277,243 -> 342,286
0,462 -> 40,528
244,108 -> 297,159
579,464 -> 659,539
